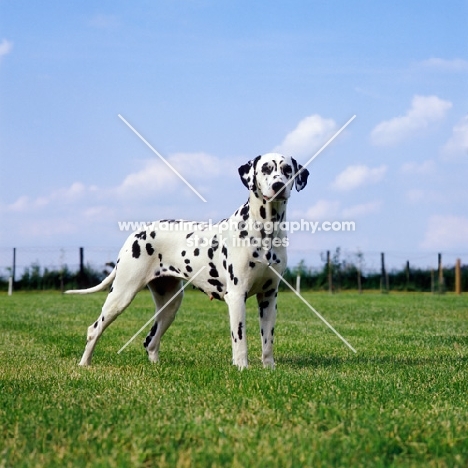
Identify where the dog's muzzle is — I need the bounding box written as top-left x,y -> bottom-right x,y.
271,181 -> 287,199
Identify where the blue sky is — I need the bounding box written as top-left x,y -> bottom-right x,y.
1,0 -> 467,273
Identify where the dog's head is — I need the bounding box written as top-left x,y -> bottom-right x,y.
238,153 -> 309,201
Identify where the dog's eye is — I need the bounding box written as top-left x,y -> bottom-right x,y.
282,164 -> 292,176
261,163 -> 273,175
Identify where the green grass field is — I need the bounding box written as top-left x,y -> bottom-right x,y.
1,290 -> 467,467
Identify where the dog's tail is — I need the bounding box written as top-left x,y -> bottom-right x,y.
65,268 -> 117,295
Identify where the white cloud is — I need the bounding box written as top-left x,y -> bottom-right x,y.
5,152 -> 226,213
421,215 -> 468,250
370,95 -> 452,146
441,115 -> 468,160
400,159 -> 436,175
418,58 -> 468,72
341,201 -> 381,218
292,199 -> 341,220
6,182 -> 90,212
115,159 -> 178,198
331,164 -> 387,191
114,152 -> 226,199
0,39 -> 13,61
169,152 -> 224,178
273,114 -> 337,158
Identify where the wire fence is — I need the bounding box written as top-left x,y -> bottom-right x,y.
1,246 -> 466,278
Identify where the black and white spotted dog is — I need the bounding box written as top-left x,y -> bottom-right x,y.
66,153 -> 309,369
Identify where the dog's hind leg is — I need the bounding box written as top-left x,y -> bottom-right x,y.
79,280 -> 142,366
144,277 -> 184,363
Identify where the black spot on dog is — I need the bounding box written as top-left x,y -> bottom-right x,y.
222,245 -> 228,257
209,263 -> 219,278
266,251 -> 272,261
238,322 -> 243,340
186,232 -> 194,239
186,265 -> 193,273
265,288 -> 275,297
184,259 -> 190,264
252,251 -> 259,258
239,230 -> 248,239
102,316 -> 105,322
249,261 -> 255,268
135,231 -> 147,240
146,243 -> 155,256
208,248 -> 214,259
261,328 -> 264,336
155,270 -> 161,277
207,279 -> 223,292
263,279 -> 273,290
211,292 -> 221,300
94,321 -> 98,328
132,240 -> 141,259
150,231 -> 156,239
223,260 -> 227,269
259,206 -> 266,219
240,203 -> 249,221
231,331 -> 237,343
271,327 -> 274,336
169,266 -> 180,273
194,248 -> 200,256
109,286 -> 113,293
234,277 -> 238,285
211,236 -> 219,251
158,253 -> 163,261
259,300 -> 270,318
181,250 -> 186,257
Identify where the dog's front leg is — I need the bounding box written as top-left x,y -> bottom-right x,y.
224,293 -> 248,369
257,291 -> 277,369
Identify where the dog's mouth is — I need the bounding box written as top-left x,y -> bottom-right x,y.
263,193 -> 288,202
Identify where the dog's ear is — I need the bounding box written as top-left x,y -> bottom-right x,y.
291,158 -> 309,192
238,156 -> 261,190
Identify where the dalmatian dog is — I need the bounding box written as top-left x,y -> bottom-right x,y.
66,153 -> 309,369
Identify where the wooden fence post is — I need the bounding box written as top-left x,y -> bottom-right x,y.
12,247 -> 16,285
405,260 -> 410,292
438,253 -> 444,294
380,252 -> 387,293
327,250 -> 332,294
455,258 -> 461,295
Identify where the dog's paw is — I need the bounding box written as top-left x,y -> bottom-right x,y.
147,351 -> 160,363
233,357 -> 248,370
262,359 -> 276,370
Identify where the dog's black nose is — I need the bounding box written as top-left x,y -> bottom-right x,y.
272,182 -> 286,194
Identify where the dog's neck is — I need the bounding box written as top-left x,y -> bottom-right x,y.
230,193 -> 288,239
249,192 -> 287,227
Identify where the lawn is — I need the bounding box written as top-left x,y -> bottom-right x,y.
0,290 -> 467,467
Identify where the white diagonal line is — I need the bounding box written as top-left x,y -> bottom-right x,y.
268,265 -> 357,353
118,114 -> 208,203
270,114 -> 356,202
117,266 -> 207,354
